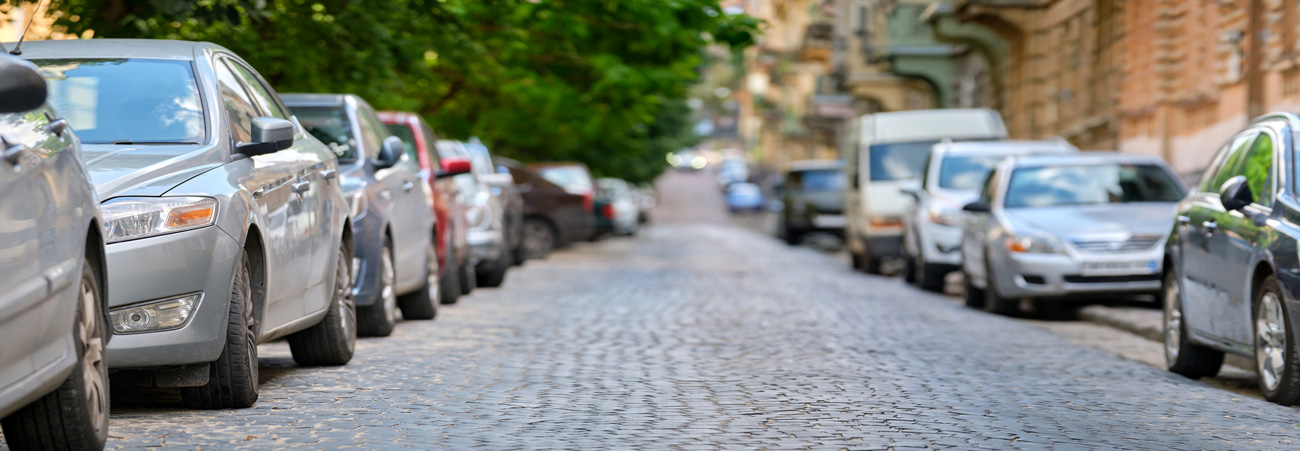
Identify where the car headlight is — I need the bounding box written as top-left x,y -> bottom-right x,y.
101,197 -> 218,243
1005,234 -> 1064,254
109,293 -> 201,334
349,191 -> 368,219
927,205 -> 963,226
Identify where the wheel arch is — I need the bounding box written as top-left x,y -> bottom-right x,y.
86,218 -> 109,340
243,223 -> 268,335
525,213 -> 561,243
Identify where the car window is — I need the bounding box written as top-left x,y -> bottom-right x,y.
978,168 -> 997,204
939,155 -> 1007,190
35,58 -> 205,145
223,58 -> 288,120
535,166 -> 594,194
789,169 -> 844,192
868,141 -> 935,182
384,122 -> 420,162
355,107 -> 386,160
212,60 -> 258,143
1239,132 -> 1275,206
293,106 -> 357,161
1004,163 -> 1185,208
419,120 -> 441,168
1202,132 -> 1256,193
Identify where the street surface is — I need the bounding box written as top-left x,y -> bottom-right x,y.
11,170 -> 1300,450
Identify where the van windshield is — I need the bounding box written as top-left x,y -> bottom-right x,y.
869,141 -> 934,182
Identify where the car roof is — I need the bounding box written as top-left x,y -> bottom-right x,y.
527,162 -> 589,170
14,39 -> 214,60
1010,152 -> 1170,168
787,159 -> 842,172
938,139 -> 1075,156
280,93 -> 350,107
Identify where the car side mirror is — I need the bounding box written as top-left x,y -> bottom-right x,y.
962,201 -> 991,213
1218,175 -> 1253,212
899,179 -> 922,198
374,136 -> 403,169
0,55 -> 46,114
437,157 -> 472,178
235,117 -> 295,158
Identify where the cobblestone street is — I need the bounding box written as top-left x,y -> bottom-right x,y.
38,171 -> 1300,449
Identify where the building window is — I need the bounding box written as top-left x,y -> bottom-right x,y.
1285,67 -> 1300,96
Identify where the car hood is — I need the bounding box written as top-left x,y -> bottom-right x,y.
1003,203 -> 1178,240
83,144 -> 224,199
932,188 -> 978,211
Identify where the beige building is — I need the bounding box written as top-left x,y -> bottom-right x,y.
0,2 -> 79,44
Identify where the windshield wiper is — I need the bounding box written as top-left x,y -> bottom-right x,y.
92,140 -> 200,145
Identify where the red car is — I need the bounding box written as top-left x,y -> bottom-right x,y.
379,111 -> 473,304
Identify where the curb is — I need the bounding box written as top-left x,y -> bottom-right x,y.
1078,304 -> 1254,370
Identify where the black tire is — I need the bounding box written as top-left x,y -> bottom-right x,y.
963,272 -> 985,308
440,235 -> 462,305
458,257 -> 476,295
1254,276 -> 1300,404
1163,270 -> 1223,379
476,251 -> 510,288
853,250 -> 882,274
901,248 -> 917,284
982,257 -> 1017,315
398,239 -> 439,320
780,221 -> 800,246
357,239 -> 399,337
181,252 -> 258,409
523,218 -> 557,260
289,244 -> 357,366
916,262 -> 947,293
2,258 -> 109,450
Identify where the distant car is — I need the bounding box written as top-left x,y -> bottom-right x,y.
633,184 -> 657,224
778,160 -> 844,245
595,178 -> 640,236
28,39 -> 356,409
959,153 -> 1185,315
726,183 -> 765,212
900,140 -> 1076,292
284,94 -> 440,337
378,111 -> 473,304
438,139 -> 517,288
528,162 -> 600,241
1163,113 -> 1300,405
716,157 -> 749,186
0,54 -> 110,450
500,158 -> 594,259
669,150 -> 707,171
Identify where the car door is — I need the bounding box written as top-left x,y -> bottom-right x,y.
1179,131 -> 1255,338
357,105 -> 425,287
960,167 -> 999,286
212,57 -> 309,326
1210,128 -> 1279,347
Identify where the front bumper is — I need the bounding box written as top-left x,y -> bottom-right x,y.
468,228 -> 506,262
991,247 -> 1163,299
919,221 -> 963,266
105,227 -> 241,369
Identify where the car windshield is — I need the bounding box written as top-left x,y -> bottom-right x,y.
536,166 -> 594,194
1004,163 -> 1185,208
384,123 -> 419,162
293,106 -> 358,161
35,58 -> 205,145
789,168 -> 843,192
869,141 -> 934,182
939,155 -> 1006,190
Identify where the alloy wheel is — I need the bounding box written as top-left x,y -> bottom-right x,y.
524,221 -> 553,258
337,248 -> 357,353
1257,291 -> 1288,392
77,278 -> 107,435
1163,281 -> 1182,365
427,243 -> 440,304
381,249 -> 400,325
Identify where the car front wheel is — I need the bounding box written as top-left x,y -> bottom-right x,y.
1255,275 -> 1300,405
982,256 -> 1017,316
1163,270 -> 1223,379
357,239 -> 399,337
181,251 -> 259,409
398,239 -> 440,319
289,243 -> 357,366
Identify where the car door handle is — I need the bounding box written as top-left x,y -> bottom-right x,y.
1,145 -> 21,165
321,169 -> 337,181
402,180 -> 415,192
292,180 -> 312,195
45,118 -> 69,137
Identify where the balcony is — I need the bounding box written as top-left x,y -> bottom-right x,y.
799,22 -> 834,64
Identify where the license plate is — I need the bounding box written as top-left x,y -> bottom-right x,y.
1081,260 -> 1158,276
812,214 -> 846,228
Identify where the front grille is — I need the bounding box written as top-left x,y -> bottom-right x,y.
1070,236 -> 1161,253
1063,274 -> 1161,283
1021,275 -> 1046,285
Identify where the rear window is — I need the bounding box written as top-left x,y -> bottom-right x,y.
868,141 -> 934,182
292,106 -> 357,161
36,58 -> 205,145
535,166 -> 594,194
789,168 -> 843,191
384,123 -> 419,162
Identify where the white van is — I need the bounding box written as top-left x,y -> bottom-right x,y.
843,109 -> 1008,274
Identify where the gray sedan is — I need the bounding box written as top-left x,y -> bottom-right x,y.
959,153 -> 1186,315
26,39 -> 357,409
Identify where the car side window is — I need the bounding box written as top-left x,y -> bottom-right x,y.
1204,132 -> 1257,193
212,59 -> 258,143
1239,132 -> 1276,206
419,121 -> 441,168
978,168 -> 998,204
224,59 -> 288,120
355,108 -> 384,160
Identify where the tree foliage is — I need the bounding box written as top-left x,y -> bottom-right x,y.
44,0 -> 759,183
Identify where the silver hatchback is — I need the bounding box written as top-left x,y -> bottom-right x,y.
959,153 -> 1186,315
26,39 -> 357,409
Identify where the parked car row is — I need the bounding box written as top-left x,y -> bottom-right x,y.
0,39 -> 651,450
825,106 -> 1300,405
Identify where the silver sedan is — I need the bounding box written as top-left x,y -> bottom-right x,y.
959,153 -> 1186,315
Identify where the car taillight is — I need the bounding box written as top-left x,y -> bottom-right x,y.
602,204 -> 615,218
583,192 -> 594,212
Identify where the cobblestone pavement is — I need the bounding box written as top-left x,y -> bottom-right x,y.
9,170 -> 1300,450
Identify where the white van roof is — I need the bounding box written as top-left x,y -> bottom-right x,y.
860,109 -> 1007,144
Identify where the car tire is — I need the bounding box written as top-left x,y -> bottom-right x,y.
289,243 -> 357,366
782,224 -> 800,246
523,218 -> 557,260
181,252 -> 258,409
854,251 -> 881,274
1,257 -> 109,450
1163,270 -> 1223,379
476,250 -> 510,288
357,239 -> 399,337
459,257 -> 476,295
440,235 -> 462,305
962,272 -> 985,308
398,239 -> 440,320
982,256 -> 1017,316
1254,276 -> 1300,404
916,262 -> 946,293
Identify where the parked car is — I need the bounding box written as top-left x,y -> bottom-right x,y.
778,160 -> 844,245
633,184 -> 656,224
500,158 -> 594,259
1162,113 -> 1300,405
900,139 -> 1076,292
435,140 -> 481,295
466,138 -> 525,278
27,39 -> 356,409
378,111 -> 473,304
716,157 -> 749,187
0,54 -> 110,451
595,178 -> 640,236
959,153 -> 1185,316
437,140 -> 516,288
843,108 -> 1008,274
528,162 -> 600,241
283,94 -> 440,337
726,182 -> 765,212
